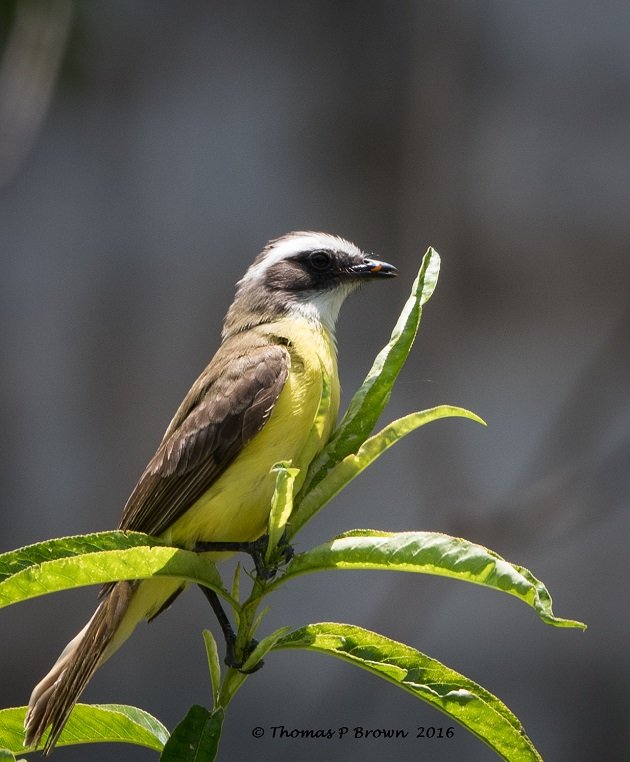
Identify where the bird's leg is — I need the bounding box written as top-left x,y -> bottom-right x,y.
194,534 -> 294,580
195,533 -> 294,672
194,537 -> 268,577
197,586 -> 262,673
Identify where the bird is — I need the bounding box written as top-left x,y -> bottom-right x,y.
24,231 -> 398,753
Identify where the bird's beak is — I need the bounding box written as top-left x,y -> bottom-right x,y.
350,257 -> 398,278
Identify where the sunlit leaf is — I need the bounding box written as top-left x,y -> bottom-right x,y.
275,531 -> 585,629
266,463 -> 299,565
203,630 -> 222,711
275,623 -> 542,761
0,532 -> 234,610
241,626 -> 292,674
0,704 -> 168,753
290,405 -> 483,534
296,247 -> 440,508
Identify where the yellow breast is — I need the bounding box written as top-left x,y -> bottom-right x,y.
166,318 -> 340,548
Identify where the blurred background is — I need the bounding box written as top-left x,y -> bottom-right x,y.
1,1 -> 628,760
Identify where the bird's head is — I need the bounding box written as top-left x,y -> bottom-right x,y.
224,231 -> 397,337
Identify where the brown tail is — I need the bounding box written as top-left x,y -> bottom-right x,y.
24,581 -> 134,755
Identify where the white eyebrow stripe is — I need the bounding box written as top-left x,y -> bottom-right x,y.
240,231 -> 364,283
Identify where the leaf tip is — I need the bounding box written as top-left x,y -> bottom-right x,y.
554,618 -> 587,631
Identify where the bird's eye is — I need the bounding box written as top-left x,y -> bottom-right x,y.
308,250 -> 332,271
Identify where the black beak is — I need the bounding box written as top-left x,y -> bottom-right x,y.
350,257 -> 398,278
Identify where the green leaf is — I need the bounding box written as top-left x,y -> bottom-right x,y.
0,704 -> 168,753
231,563 -> 241,603
266,462 -> 299,565
290,406 -> 483,535
0,751 -> 24,762
275,531 -> 585,629
231,564 -> 241,628
160,706 -> 223,762
0,532 -> 235,610
296,247 -> 440,506
297,358 -> 334,478
275,623 -> 543,762
240,625 -> 293,674
202,630 -> 221,711
0,532 -> 163,583
250,606 -> 270,639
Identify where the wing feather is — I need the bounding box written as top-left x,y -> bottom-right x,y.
118,342 -> 289,536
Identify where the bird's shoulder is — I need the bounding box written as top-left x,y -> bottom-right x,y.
160,331 -> 289,441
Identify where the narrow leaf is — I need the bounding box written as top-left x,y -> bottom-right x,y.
0,533 -> 235,611
297,247 -> 440,502
231,563 -> 241,603
160,706 -> 223,762
231,564 -> 241,628
275,531 -> 585,629
266,462 -> 299,565
202,630 -> 221,711
275,623 -> 542,762
241,625 -> 293,674
0,704 -> 168,753
290,406 -> 483,535
297,359 -> 334,477
250,606 -> 270,638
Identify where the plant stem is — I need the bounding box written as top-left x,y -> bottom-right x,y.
216,577 -> 268,709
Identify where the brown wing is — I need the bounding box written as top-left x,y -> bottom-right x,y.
118,342 -> 289,537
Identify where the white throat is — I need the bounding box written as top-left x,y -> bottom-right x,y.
288,283 -> 357,336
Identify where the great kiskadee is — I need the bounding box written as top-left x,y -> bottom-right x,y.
25,231 -> 397,752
